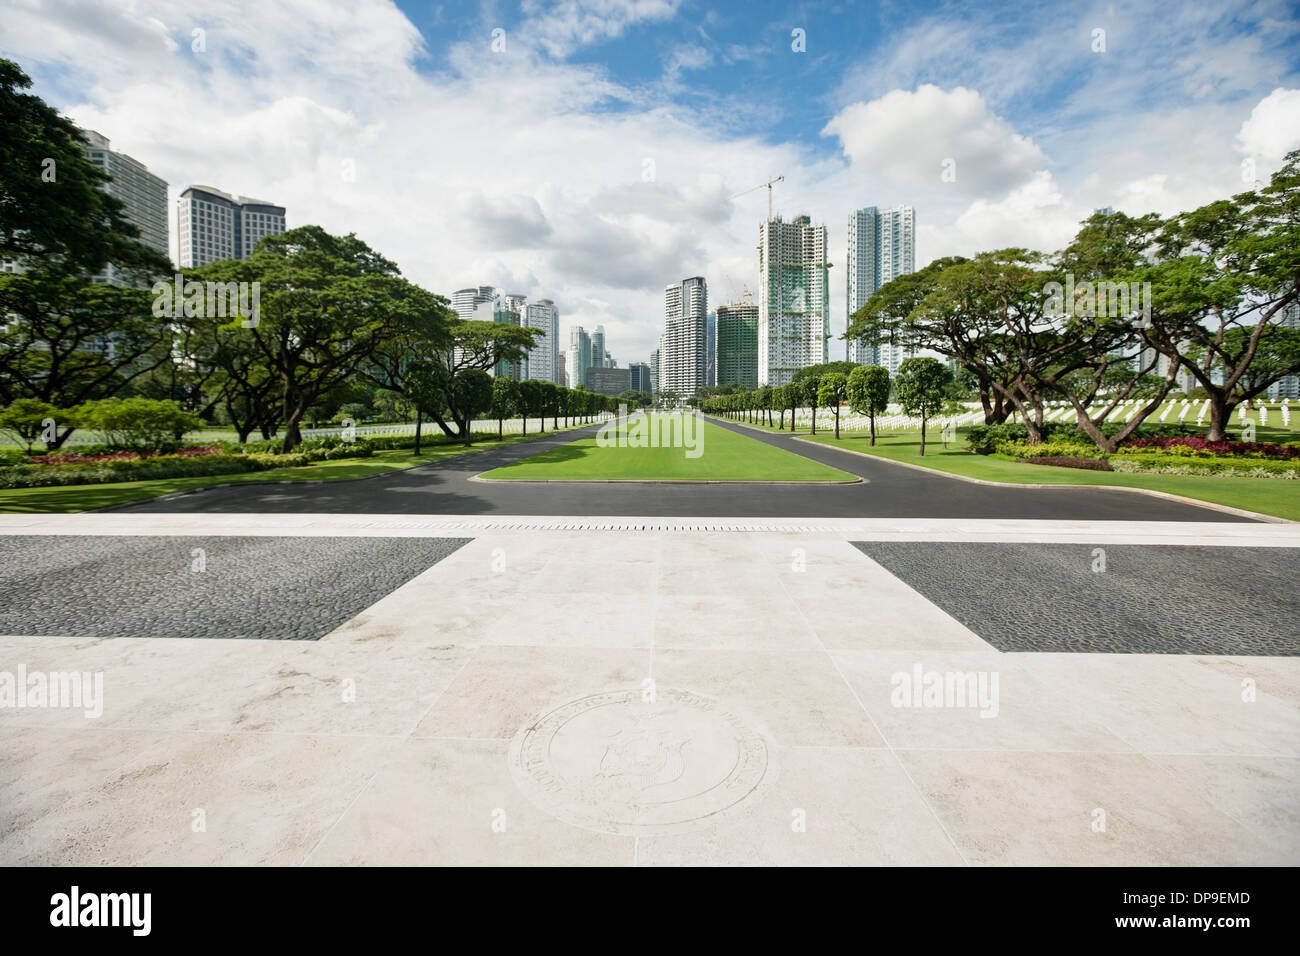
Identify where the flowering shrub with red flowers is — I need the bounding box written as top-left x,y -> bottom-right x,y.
1119,436 -> 1300,460
27,445 -> 223,465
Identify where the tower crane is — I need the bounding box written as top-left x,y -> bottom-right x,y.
728,175 -> 784,221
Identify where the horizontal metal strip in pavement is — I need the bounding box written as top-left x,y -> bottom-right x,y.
2,514 -> 1299,546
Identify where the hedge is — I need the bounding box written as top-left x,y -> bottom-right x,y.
967,420 -> 1206,454
0,452 -> 309,489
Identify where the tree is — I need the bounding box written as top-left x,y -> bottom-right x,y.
799,371 -> 823,434
769,385 -> 786,429
0,274 -> 173,445
491,377 -> 521,439
1141,153 -> 1300,440
846,365 -> 890,446
76,397 -> 203,451
446,369 -> 492,446
543,381 -> 561,430
754,384 -> 773,427
0,398 -> 68,452
893,357 -> 952,456
183,227 -> 448,452
0,58 -> 170,278
817,372 -> 848,438
517,379 -> 546,435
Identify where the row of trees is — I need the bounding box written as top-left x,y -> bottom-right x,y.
699,358 -> 955,452
843,154 -> 1300,450
0,58 -> 622,454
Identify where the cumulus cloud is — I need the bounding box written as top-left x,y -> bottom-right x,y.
823,85 -> 1045,197
2,0 -> 1292,360
1236,88 -> 1300,165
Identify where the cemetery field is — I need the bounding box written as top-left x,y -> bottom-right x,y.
801,430 -> 1300,521
479,415 -> 857,482
0,435 -> 550,514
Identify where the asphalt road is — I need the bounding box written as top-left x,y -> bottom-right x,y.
113,417 -> 1250,521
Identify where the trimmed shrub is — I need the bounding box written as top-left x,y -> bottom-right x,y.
1119,436 -> 1300,459
1021,456 -> 1114,471
1109,454 -> 1300,478
0,451 -> 311,488
994,440 -> 1108,460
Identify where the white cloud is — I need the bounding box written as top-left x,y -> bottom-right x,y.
1236,88 -> 1300,164
519,0 -> 682,58
2,0 -> 1293,363
823,85 -> 1046,197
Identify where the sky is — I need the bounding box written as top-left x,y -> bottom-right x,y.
3,0 -> 1299,364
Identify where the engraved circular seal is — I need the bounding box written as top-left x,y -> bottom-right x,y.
508,688 -> 769,835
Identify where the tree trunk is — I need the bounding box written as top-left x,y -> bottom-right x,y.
779,409 -> 785,430
1206,398 -> 1230,442
414,409 -> 424,455
811,406 -> 817,435
869,413 -> 876,446
834,407 -> 840,439
498,415 -> 503,440
919,415 -> 927,456
522,415 -> 527,436
282,417 -> 304,453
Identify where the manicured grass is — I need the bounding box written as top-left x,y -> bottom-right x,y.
0,432 -> 568,513
802,430 -> 1300,521
481,415 -> 856,482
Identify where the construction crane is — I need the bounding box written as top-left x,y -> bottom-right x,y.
729,175 -> 784,221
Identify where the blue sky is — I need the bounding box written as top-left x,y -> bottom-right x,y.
3,0 -> 1299,362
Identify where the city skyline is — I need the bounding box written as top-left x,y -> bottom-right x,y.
4,1 -> 1295,366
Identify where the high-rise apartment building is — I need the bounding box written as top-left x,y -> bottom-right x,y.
178,186 -> 285,268
591,325 -> 607,370
523,299 -> 560,383
661,276 -> 708,395
716,301 -> 760,389
452,286 -> 497,323
706,312 -> 717,386
650,346 -> 661,395
82,131 -> 169,283
757,215 -> 829,386
846,205 -> 915,366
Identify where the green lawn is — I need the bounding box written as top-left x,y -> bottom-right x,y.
481,415 -> 857,482
0,432 -> 567,513
800,430 -> 1300,521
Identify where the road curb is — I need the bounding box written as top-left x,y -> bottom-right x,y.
790,436 -> 1293,524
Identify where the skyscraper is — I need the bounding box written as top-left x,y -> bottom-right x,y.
82,131 -> 168,283
650,346 -> 661,395
493,293 -> 527,379
591,325 -> 606,370
758,215 -> 829,386
568,326 -> 591,392
178,186 -> 285,268
846,205 -> 915,367
661,276 -> 708,395
716,301 -> 760,388
452,286 -> 497,323
706,311 -> 717,386
628,362 -> 652,393
523,299 -> 560,383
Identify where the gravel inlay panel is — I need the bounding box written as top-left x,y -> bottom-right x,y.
0,535 -> 471,641
852,542 -> 1300,656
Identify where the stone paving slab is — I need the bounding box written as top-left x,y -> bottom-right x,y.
0,519 -> 1297,865
852,542 -> 1300,656
0,535 -> 469,641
